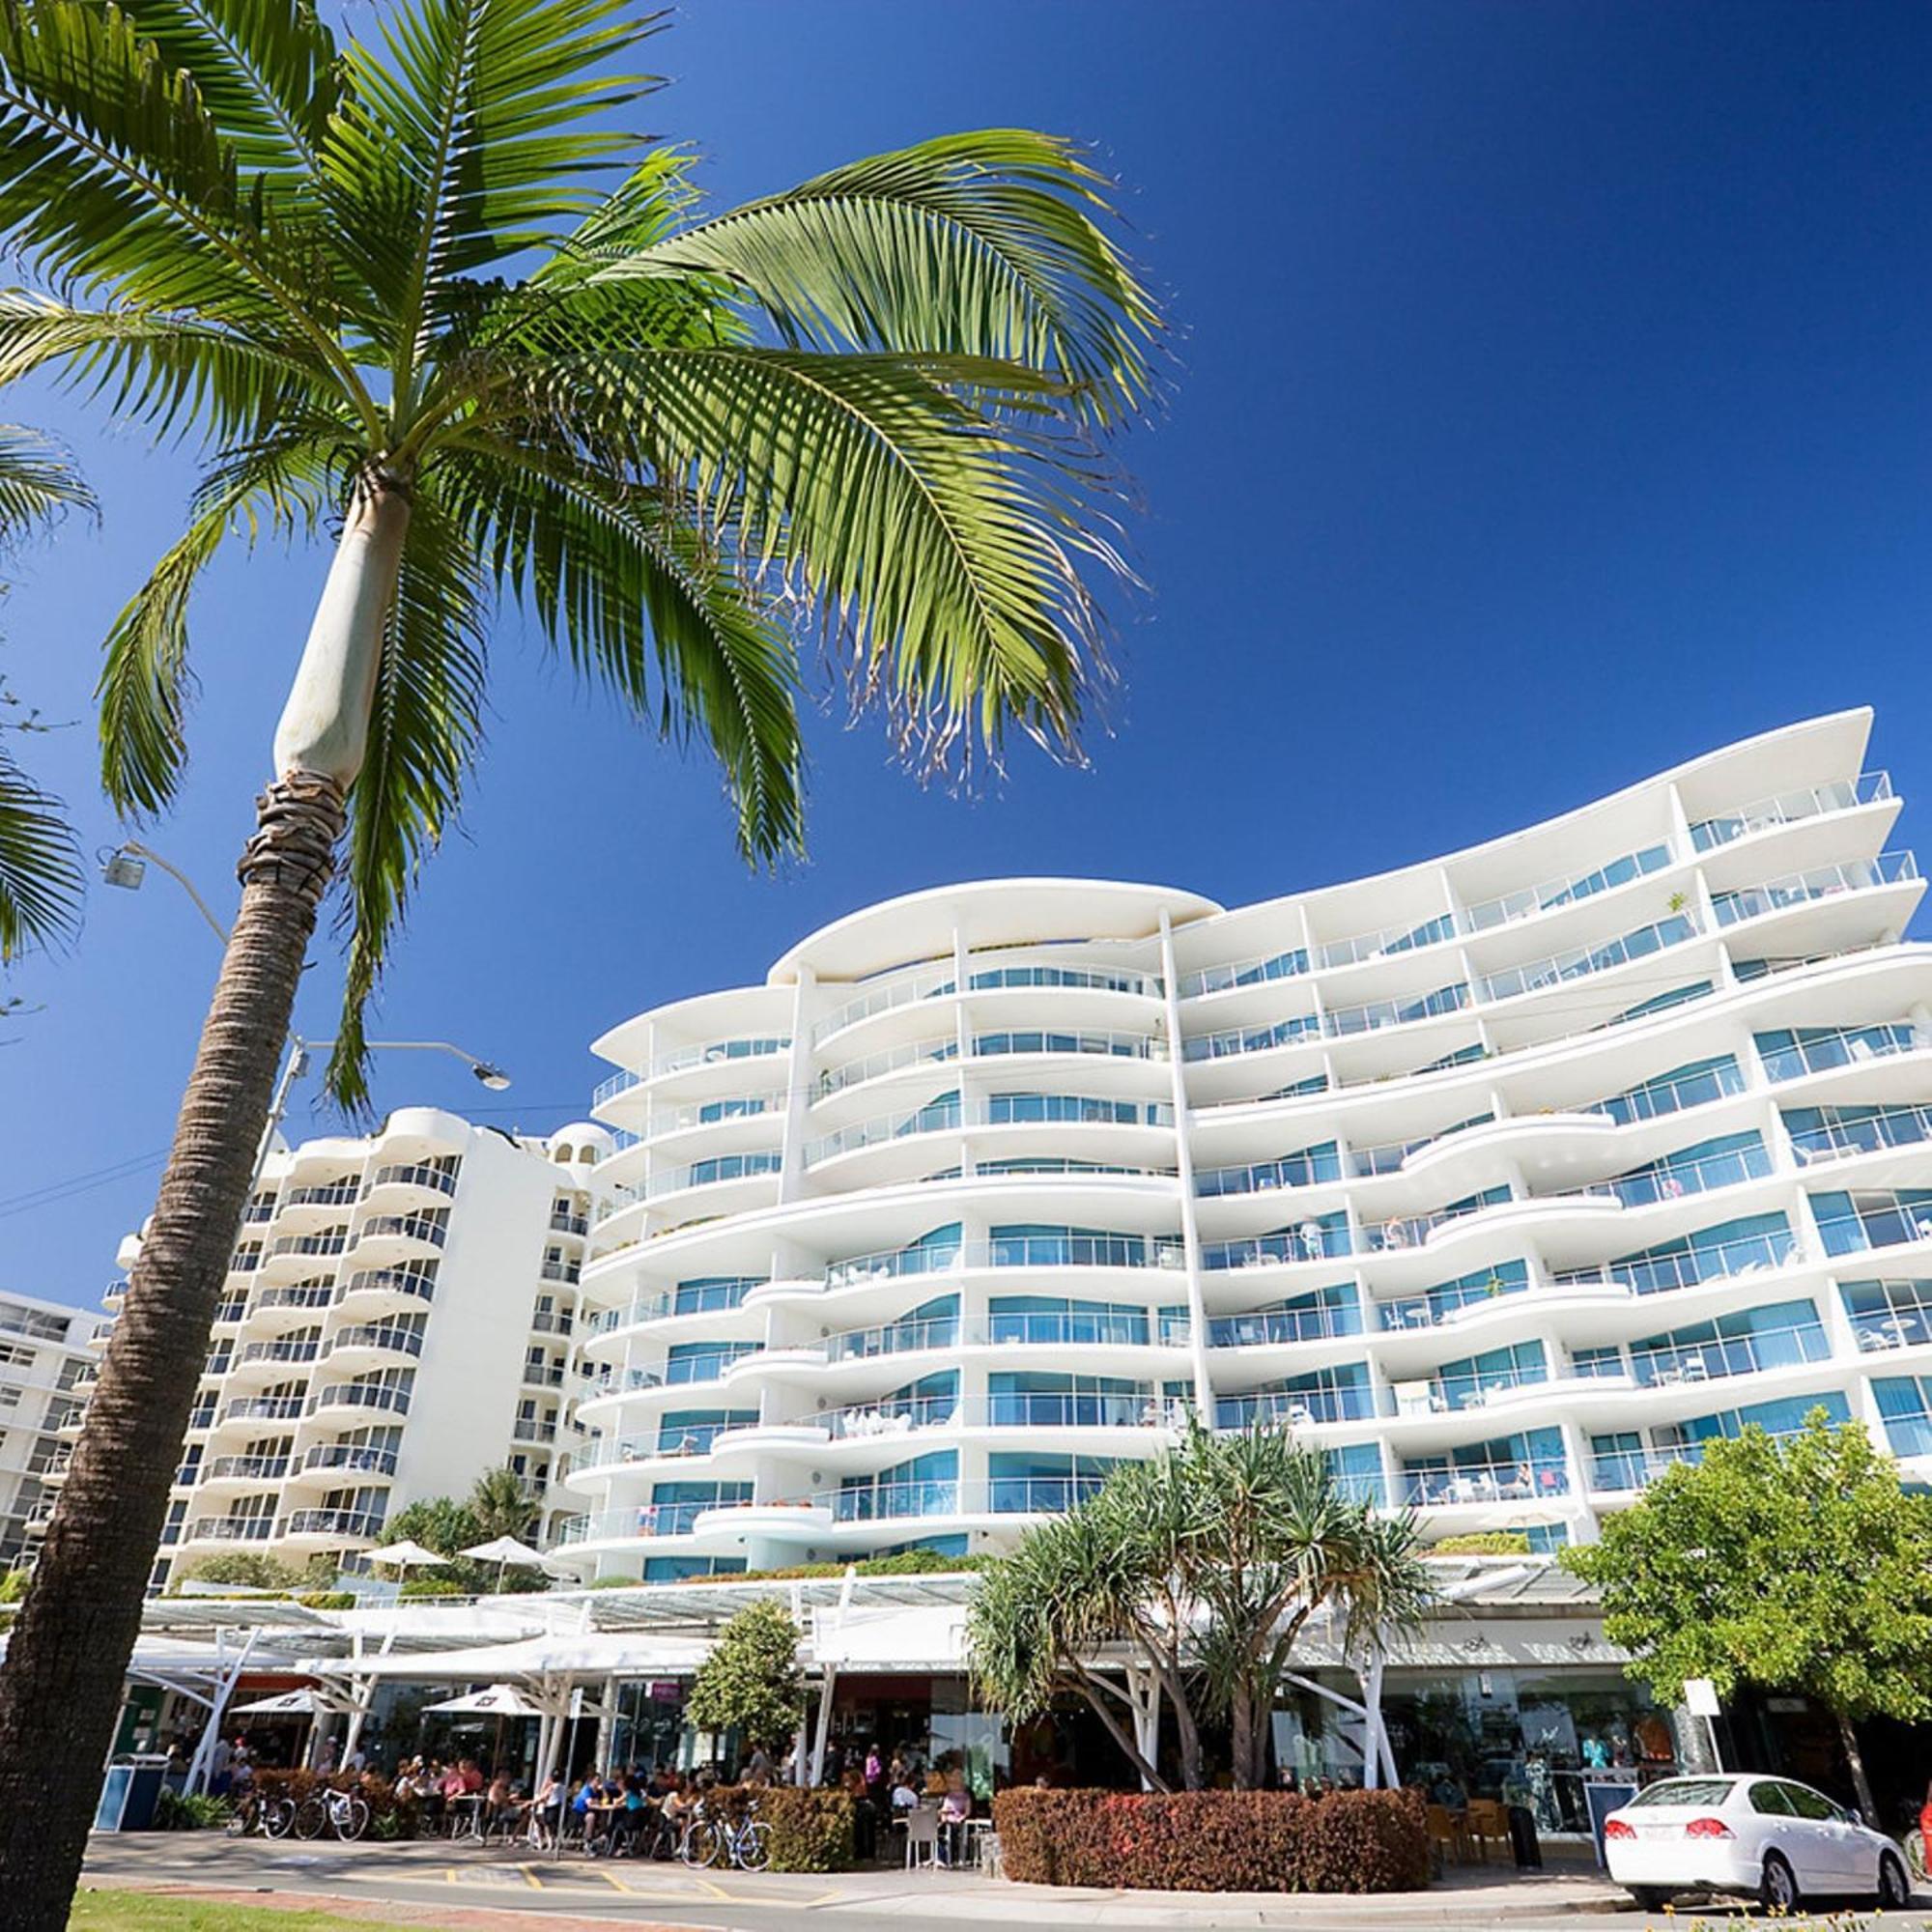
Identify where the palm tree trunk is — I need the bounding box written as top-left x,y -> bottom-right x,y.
0,470 -> 405,1930
0,771 -> 344,1929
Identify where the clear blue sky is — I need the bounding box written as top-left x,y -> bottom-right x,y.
4,0 -> 1931,1307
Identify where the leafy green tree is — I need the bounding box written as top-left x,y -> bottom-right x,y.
969,1426 -> 1432,1791
171,1551 -> 303,1593
380,1496 -> 482,1563
0,1568 -> 32,1605
0,6 -> 1158,1918
1566,1415 -> 1932,1819
685,1599 -> 805,1761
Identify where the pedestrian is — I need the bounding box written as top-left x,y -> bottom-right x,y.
314,1733 -> 340,1776
744,1740 -> 773,1787
207,1733 -> 233,1798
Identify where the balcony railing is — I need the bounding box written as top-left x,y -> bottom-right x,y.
1712,852 -> 1918,926
268,1230 -> 349,1259
1548,1225 -> 1799,1297
1598,1141 -> 1775,1208
1402,1458 -> 1571,1507
1202,1227 -> 1349,1270
365,1162 -> 459,1198
1627,1324 -> 1831,1387
1759,1021 -> 1927,1083
202,1455 -> 290,1483
1206,1304 -> 1360,1348
218,1396 -> 304,1425
1815,1198 -> 1932,1258
284,1180 -> 360,1209
540,1260 -> 582,1284
640,1092 -> 787,1139
279,1507 -> 385,1541
1789,1104 -> 1932,1168
1690,772 -> 1890,851
300,1442 -> 399,1478
1215,1385 -> 1376,1428
355,1214 -> 446,1249
326,1323 -> 423,1360
306,1382 -> 411,1418
636,1035 -> 791,1088
831,1475 -> 1107,1522
337,1267 -> 437,1306
236,1339 -> 319,1369
1319,913 -> 1459,972
812,966 -> 954,1043
185,1515 -> 275,1543
1478,916 -> 1698,1005
255,1283 -> 336,1313
1589,1445 -> 1702,1492
513,1417 -> 557,1444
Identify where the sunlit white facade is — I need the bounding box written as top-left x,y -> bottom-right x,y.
0,1292 -> 100,1569
541,710 -> 1929,1582
61,1111 -> 612,1591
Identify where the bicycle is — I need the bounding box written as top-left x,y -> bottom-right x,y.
226,1788 -> 297,1839
680,1796 -> 768,1872
294,1785 -> 371,1842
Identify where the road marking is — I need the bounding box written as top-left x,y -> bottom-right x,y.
520,1863 -> 545,1889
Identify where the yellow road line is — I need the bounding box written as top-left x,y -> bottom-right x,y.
519,1863 -> 545,1889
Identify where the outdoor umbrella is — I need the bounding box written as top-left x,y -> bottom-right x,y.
368,1539 -> 449,1571
459,1535 -> 549,1591
423,1685 -> 546,1718
231,1688 -> 350,1716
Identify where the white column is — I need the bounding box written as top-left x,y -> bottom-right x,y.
779,971 -> 816,1205
1156,913 -> 1215,1423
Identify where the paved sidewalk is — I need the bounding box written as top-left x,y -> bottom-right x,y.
80,1833 -> 1633,1929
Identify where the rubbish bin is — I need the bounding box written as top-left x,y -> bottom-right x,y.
94,1753 -> 170,1832
1507,1803 -> 1542,1870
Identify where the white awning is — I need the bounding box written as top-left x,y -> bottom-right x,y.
318,1631 -> 715,1682
810,1604 -> 969,1673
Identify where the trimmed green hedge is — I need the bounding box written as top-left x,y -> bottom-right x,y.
722,1784 -> 856,1871
991,1787 -> 1429,1892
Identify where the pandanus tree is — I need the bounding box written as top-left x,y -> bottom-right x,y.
968,1428 -> 1432,1791
0,3 -> 1159,1919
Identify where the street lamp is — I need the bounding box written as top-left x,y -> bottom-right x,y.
98,839 -> 231,946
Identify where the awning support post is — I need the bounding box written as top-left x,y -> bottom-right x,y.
808,1667 -> 838,1786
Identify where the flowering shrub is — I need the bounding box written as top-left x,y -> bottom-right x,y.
991,1787 -> 1429,1892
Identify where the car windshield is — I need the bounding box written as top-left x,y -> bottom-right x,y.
1626,1778 -> 1737,1808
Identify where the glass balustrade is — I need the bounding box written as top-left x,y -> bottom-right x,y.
1712,852 -> 1917,926
1479,916 -> 1698,1004
1756,1022 -> 1926,1082
1462,843 -> 1677,933
1788,1103 -> 1932,1167
1548,1224 -> 1799,1297
1689,772 -> 1890,851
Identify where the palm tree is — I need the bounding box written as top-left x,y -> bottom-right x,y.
0,426 -> 94,963
468,1465 -> 537,1545
0,5 -> 1159,1919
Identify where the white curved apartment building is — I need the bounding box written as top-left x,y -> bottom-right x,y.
554,710 -> 1932,1583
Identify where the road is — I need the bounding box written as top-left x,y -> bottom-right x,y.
77,1833 -> 1932,1932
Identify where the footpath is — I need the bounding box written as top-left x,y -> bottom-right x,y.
79,1833 -> 1634,1929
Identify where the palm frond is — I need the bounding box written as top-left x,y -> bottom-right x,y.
323,0 -> 663,362
525,343 -> 1127,769
108,0 -> 340,174
601,130 -> 1161,428
0,421 -> 96,538
99,435 -> 335,816
440,438 -> 805,861
0,291 -> 350,446
0,737 -> 78,959
324,484 -> 487,1111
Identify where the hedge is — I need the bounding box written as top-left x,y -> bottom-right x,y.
248,1770 -> 422,1839
991,1787 -> 1429,1892
712,1784 -> 856,1871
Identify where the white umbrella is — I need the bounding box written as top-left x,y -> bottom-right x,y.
460,1534 -> 549,1590
368,1538 -> 449,1570
232,1688 -> 350,1717
423,1683 -> 545,1718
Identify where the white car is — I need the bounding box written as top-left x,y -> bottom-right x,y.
1604,1773 -> 1911,1913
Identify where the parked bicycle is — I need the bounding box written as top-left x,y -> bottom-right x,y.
226,1788 -> 296,1839
294,1785 -> 370,1842
680,1796 -> 768,1872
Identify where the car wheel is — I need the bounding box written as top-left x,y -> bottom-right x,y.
1626,1886 -> 1671,1911
1761,1851 -> 1800,1913
1879,1849 -> 1911,1908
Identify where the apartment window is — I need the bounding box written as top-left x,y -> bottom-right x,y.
0,1342 -> 31,1370
0,1385 -> 21,1412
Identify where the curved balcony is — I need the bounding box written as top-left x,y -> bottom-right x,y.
324,1322 -> 424,1369
361,1161 -> 460,1210
250,1282 -> 337,1324
595,1037 -> 791,1111
305,1381 -> 412,1422
292,1441 -> 399,1483
229,1337 -> 321,1380
259,1229 -> 350,1281
199,1453 -> 291,1488
335,1266 -> 438,1316
276,1179 -> 361,1228
183,1515 -> 275,1545
817,1028 -> 1168,1109
277,1507 -> 385,1545
352,1214 -> 446,1263
214,1394 -> 306,1433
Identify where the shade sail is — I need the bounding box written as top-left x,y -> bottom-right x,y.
459,1536 -> 548,1568
368,1539 -> 449,1570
